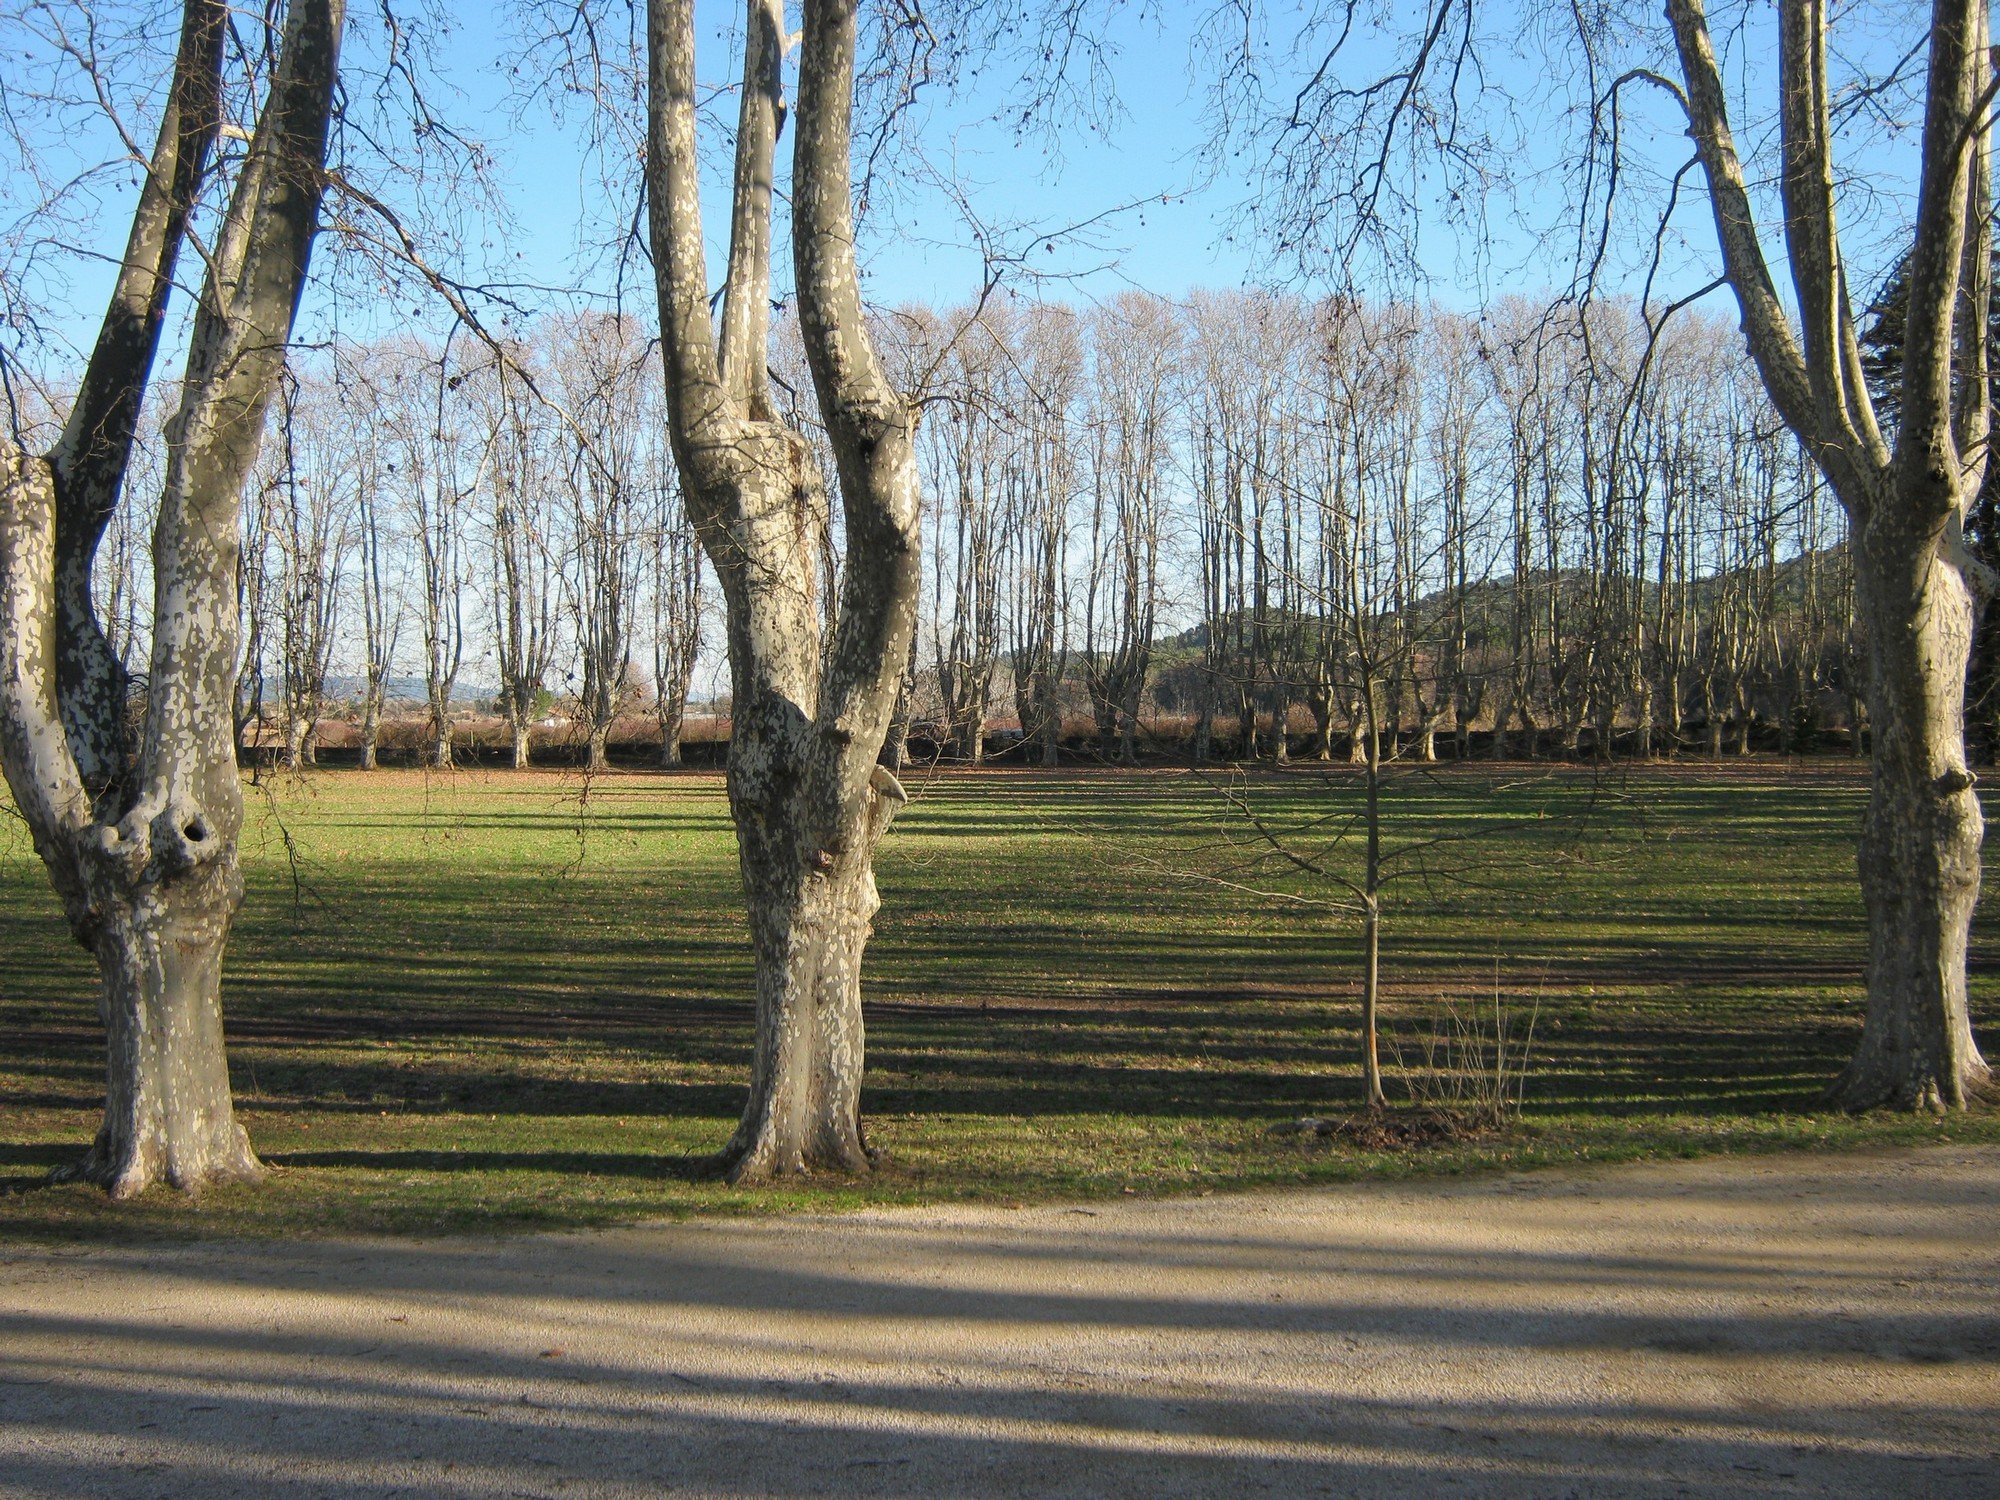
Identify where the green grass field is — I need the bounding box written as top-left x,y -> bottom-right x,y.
2,760 -> 1995,1239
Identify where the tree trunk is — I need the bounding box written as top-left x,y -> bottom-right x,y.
358,690 -> 380,770
881,712 -> 909,773
0,0 -> 341,1198
648,0 -> 922,1184
512,718 -> 533,770
58,863 -> 260,1198
1359,718 -> 1387,1111
1832,536 -> 1991,1109
722,757 -> 903,1177
587,721 -> 610,772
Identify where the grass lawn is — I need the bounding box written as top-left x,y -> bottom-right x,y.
2,760 -> 1995,1239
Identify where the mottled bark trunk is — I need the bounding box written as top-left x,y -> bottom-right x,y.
512,719 -> 533,770
586,721 -> 611,772
649,0 -> 921,1182
58,862 -> 259,1198
1833,533 -> 1991,1108
723,753 -> 902,1177
0,0 -> 341,1197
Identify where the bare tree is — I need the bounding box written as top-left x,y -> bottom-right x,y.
1079,292 -> 1172,763
1004,303 -> 1080,767
648,450 -> 704,768
1662,0 -> 1993,1107
380,342 -> 484,769
263,374 -> 350,768
340,354 -> 401,771
920,307 -> 1006,763
485,357 -> 559,770
551,313 -> 651,773
647,0 -> 921,1181
0,0 -> 343,1195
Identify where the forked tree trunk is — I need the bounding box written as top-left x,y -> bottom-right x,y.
1665,0 -> 1994,1110
725,719 -> 904,1176
649,0 -> 921,1182
0,0 -> 341,1197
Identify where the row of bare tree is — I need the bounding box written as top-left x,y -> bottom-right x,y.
906,290 -> 1853,766
161,286 -> 1857,778
92,316 -> 709,772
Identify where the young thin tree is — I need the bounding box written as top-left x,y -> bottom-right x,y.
0,0 -> 344,1195
647,0 -> 921,1181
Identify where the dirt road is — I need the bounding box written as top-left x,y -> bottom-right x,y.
1,1144 -> 1996,1497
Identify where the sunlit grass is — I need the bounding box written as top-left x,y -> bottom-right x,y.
1,759 -> 1994,1239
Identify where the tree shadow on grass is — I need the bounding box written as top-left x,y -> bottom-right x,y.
261,1148 -> 717,1180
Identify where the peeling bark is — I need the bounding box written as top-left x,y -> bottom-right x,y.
648,0 -> 921,1182
0,0 -> 344,1195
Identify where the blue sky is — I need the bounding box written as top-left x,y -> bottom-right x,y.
2,0 -> 1937,378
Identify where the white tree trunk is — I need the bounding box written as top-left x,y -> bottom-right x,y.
59,864 -> 259,1197
648,0 -> 921,1182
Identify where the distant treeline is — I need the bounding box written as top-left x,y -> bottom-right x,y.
96,291 -> 1927,773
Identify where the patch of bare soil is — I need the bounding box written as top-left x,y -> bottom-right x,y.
0,1144 -> 1995,1499
1271,1107 -> 1495,1148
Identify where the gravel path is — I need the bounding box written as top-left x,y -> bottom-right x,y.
2,1144 -> 1996,1498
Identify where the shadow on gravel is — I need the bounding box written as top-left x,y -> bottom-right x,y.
1,1148 -> 1995,1498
